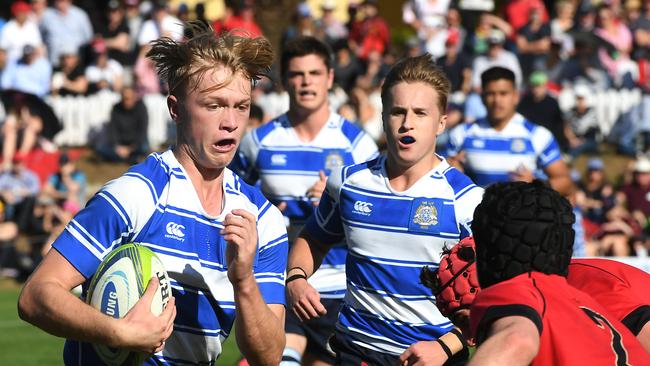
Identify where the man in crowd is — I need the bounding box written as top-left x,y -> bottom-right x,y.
286,54 -> 483,365
18,23 -> 288,365
232,36 -> 378,366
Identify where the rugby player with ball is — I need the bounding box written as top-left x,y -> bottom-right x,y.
18,23 -> 289,366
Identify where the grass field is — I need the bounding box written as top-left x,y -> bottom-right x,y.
0,281 -> 242,365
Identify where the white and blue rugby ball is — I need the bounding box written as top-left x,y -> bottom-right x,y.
86,243 -> 171,365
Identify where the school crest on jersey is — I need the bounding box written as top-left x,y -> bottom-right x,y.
413,201 -> 438,228
324,151 -> 344,172
510,139 -> 526,153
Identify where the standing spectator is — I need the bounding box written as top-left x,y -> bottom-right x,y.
402,0 -> 451,60
470,29 -> 522,90
349,0 -> 390,61
0,1 -> 43,62
1,45 -> 51,98
516,4 -> 551,79
550,0 -> 576,58
96,86 -> 148,163
39,0 -> 93,68
502,0 -> 549,38
50,47 -> 88,97
332,40 -> 362,92
85,39 -> 124,94
124,0 -> 143,64
232,37 -> 378,366
517,71 -> 568,152
99,0 -> 131,66
564,85 -> 600,158
447,67 -> 573,196
620,157 -> 650,235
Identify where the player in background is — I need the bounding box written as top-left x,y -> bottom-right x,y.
231,36 -> 378,366
18,23 -> 288,366
467,181 -> 650,365
424,237 -> 650,353
286,54 -> 483,365
446,66 -> 572,196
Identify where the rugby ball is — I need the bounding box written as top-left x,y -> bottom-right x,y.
86,243 -> 171,365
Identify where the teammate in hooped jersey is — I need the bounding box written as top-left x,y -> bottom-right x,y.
18,23 -> 289,365
286,54 -> 483,365
467,181 -> 650,365
231,36 -> 378,366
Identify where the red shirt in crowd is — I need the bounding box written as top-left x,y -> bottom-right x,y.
568,258 -> 650,334
503,0 -> 549,35
471,272 -> 650,366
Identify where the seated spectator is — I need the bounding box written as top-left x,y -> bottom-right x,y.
0,198 -> 19,278
0,1 -> 43,62
550,0 -> 576,58
608,95 -> 650,156
564,85 -> 600,158
96,86 -> 148,163
212,0 -> 262,37
517,71 -> 568,152
51,47 -> 88,96
595,4 -> 635,87
314,0 -> 348,45
38,152 -> 86,256
436,31 -> 472,96
99,0 -> 131,66
349,0 -> 390,61
0,156 -> 39,232
619,156 -> 650,235
85,39 -> 124,93
137,0 -> 183,47
1,45 -> 51,98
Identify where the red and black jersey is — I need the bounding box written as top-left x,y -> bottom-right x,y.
568,258 -> 650,335
471,272 -> 650,366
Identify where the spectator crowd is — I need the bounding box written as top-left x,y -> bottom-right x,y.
0,0 -> 649,279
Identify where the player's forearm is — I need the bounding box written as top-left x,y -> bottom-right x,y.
468,318 -> 539,366
18,280 -> 122,347
549,175 -> 574,197
287,231 -> 329,277
233,278 -> 284,366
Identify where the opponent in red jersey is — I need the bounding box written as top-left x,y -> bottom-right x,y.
568,258 -> 650,353
468,181 -> 650,365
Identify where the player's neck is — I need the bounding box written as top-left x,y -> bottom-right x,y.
386,154 -> 441,192
173,147 -> 225,216
287,104 -> 330,142
489,113 -> 515,131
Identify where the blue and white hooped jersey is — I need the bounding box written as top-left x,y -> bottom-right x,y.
53,150 -> 288,365
304,155 -> 484,355
446,113 -> 562,187
231,112 -> 378,298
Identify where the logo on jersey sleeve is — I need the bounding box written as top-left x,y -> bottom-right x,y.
353,201 -> 373,215
413,201 -> 438,228
165,222 -> 186,242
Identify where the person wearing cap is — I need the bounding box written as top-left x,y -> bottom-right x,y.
517,71 -> 568,152
84,38 -> 124,93
619,157 -> 650,236
563,85 -> 599,158
468,181 -> 650,366
99,0 -> 131,66
1,44 -> 52,98
470,28 -> 522,91
39,0 -> 93,68
314,0 -> 348,45
0,1 -> 43,62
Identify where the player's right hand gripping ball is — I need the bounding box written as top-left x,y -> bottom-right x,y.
421,237 -> 480,317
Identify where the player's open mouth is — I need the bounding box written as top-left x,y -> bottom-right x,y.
214,139 -> 236,152
299,90 -> 316,97
399,136 -> 416,145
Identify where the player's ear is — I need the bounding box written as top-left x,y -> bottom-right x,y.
167,95 -> 180,122
437,114 -> 447,136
